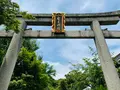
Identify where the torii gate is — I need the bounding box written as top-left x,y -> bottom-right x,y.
0,10 -> 120,90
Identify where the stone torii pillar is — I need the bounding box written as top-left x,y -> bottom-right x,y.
91,20 -> 120,90
0,20 -> 26,90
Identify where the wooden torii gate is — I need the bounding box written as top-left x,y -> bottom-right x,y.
0,10 -> 120,90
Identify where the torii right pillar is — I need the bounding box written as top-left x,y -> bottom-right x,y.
91,20 -> 120,90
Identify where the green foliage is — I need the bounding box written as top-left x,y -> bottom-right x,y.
0,0 -> 35,32
22,39 -> 39,51
61,47 -> 120,90
65,70 -> 88,90
0,38 -> 56,90
0,38 -> 11,65
92,85 -> 107,90
113,57 -> 120,78
58,48 -> 107,90
8,41 -> 56,90
56,79 -> 68,90
20,11 -> 36,20
81,57 -> 106,89
0,0 -> 20,32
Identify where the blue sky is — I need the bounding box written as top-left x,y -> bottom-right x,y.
6,0 -> 120,79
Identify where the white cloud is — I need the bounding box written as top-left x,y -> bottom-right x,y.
12,0 -> 105,13
45,61 -> 71,80
12,0 -> 63,13
60,39 -> 120,65
60,39 -> 96,64
60,0 -> 105,13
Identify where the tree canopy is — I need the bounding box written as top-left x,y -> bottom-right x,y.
0,0 -> 35,32
0,38 -> 57,90
57,48 -> 120,90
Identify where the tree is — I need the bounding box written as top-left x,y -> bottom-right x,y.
63,47 -> 120,90
0,0 -> 20,32
113,56 -> 120,78
61,48 -> 107,90
64,70 -> 87,90
0,0 -> 35,32
0,38 -> 56,90
7,39 -> 56,90
0,38 -> 11,65
56,79 -> 68,90
80,56 -> 106,90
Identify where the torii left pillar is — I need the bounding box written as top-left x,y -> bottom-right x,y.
0,19 -> 26,90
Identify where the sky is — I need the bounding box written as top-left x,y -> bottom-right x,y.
6,0 -> 120,79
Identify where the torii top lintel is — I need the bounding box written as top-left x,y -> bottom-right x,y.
17,10 -> 120,26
